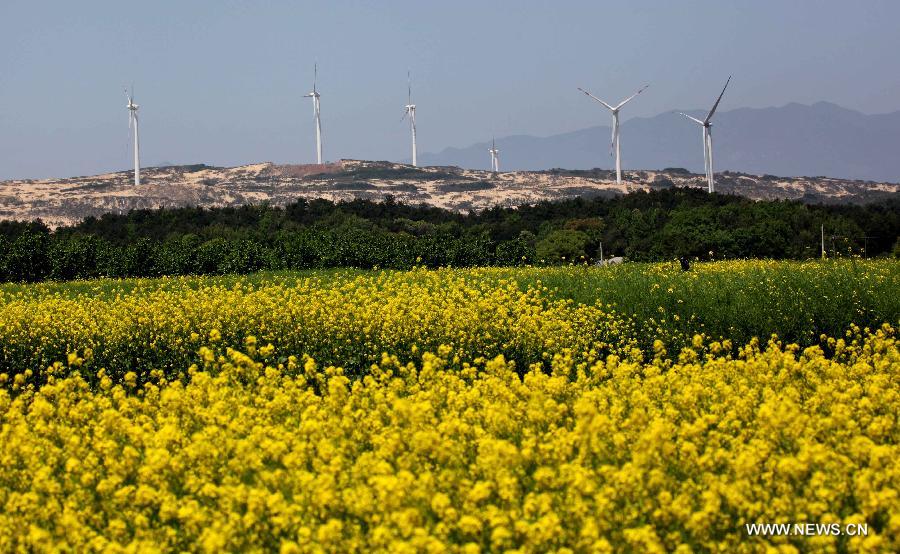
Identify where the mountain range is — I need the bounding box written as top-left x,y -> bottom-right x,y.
419,102 -> 900,182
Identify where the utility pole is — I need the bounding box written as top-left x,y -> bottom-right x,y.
821,224 -> 825,259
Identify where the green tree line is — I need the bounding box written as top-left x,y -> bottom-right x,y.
1,189 -> 898,282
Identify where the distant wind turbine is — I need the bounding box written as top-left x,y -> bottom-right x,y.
680,76 -> 731,193
488,137 -> 500,172
125,87 -> 140,186
577,84 -> 648,185
402,71 -> 418,166
303,64 -> 323,164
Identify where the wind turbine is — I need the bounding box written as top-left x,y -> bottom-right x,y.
679,76 -> 731,193
303,64 -> 323,164
488,137 -> 500,172
577,84 -> 648,185
125,87 -> 140,186
402,71 -> 418,166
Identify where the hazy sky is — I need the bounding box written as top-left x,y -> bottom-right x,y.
2,0 -> 899,179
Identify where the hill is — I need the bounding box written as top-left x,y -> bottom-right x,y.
2,159 -> 898,228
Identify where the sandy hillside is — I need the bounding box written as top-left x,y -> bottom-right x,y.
1,160 -> 897,228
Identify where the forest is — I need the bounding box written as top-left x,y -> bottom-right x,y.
1,188 -> 898,282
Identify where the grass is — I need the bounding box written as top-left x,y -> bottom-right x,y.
497,259 -> 900,347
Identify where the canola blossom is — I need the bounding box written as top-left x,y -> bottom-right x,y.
1,260 -> 897,385
0,269 -> 640,386
1,328 -> 898,552
0,262 -> 898,552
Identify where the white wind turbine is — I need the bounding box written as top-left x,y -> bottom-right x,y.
680,76 -> 731,193
488,137 -> 500,172
402,71 -> 418,166
125,87 -> 140,186
303,64 -> 323,164
577,84 -> 648,185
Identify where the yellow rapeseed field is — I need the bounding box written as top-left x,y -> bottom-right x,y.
0,268 -> 643,386
0,262 -> 898,552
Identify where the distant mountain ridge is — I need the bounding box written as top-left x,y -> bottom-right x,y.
419,102 -> 900,182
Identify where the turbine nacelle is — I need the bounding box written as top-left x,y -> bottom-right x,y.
125,88 -> 138,111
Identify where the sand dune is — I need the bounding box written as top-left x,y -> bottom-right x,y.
1,160 -> 896,228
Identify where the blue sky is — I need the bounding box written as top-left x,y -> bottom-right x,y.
2,0 -> 899,179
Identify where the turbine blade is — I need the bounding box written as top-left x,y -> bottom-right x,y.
313,63 -> 317,93
614,84 -> 649,110
577,87 -> 614,111
679,112 -> 705,125
705,75 -> 731,123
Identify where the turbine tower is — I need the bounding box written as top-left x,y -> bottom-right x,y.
303,64 -> 323,164
679,76 -> 731,193
125,88 -> 140,186
488,137 -> 500,172
402,71 -> 418,166
577,84 -> 648,185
